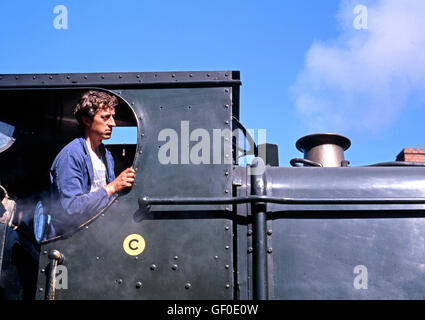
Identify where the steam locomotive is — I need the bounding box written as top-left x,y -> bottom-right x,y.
1,71 -> 425,300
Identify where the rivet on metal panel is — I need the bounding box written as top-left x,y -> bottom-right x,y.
116,279 -> 123,284
174,256 -> 179,260
135,256 -> 139,260
248,247 -> 253,253
66,76 -> 70,79
119,75 -> 122,79
225,226 -> 230,231
85,226 -> 89,229
267,248 -> 273,254
267,229 -> 273,236
225,190 -> 229,194
41,269 -> 45,273
225,245 -> 230,250
185,283 -> 191,290
225,73 -> 229,77
226,284 -> 230,289
225,265 -> 230,269
214,256 -> 219,260
15,76 -> 19,80
101,75 -> 105,79
33,76 -> 36,80
207,73 -> 211,77
172,74 -> 175,78
84,76 -> 88,79
136,281 -> 142,289
247,230 -> 252,236
189,74 -> 193,77
49,76 -> 53,79
136,75 -> 140,78
96,256 -> 100,260
225,88 -> 229,93
225,104 -> 230,109
43,251 -> 47,255
150,264 -> 157,271
172,264 -> 178,270
224,171 -> 229,176
225,120 -> 230,125
39,288 -> 44,292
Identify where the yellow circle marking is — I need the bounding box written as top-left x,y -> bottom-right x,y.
123,234 -> 145,256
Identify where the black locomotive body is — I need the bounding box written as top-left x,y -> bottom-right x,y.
0,71 -> 425,300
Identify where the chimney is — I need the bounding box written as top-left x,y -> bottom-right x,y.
396,148 -> 425,163
295,133 -> 351,167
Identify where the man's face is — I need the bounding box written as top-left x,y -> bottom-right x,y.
85,107 -> 116,141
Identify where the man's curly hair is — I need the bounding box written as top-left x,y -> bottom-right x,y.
74,90 -> 118,130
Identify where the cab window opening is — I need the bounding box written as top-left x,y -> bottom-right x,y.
0,89 -> 138,239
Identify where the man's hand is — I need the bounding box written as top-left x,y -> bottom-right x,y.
104,167 -> 136,197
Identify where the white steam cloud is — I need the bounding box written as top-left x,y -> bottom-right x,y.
290,0 -> 425,133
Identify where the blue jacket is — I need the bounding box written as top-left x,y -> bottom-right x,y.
49,137 -> 115,237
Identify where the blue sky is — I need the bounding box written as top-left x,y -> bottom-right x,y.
1,0 -> 424,166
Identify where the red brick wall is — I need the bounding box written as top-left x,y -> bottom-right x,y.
396,148 -> 425,162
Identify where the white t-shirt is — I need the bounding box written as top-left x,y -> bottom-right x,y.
88,147 -> 107,192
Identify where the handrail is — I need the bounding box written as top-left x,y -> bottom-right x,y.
139,195 -> 425,208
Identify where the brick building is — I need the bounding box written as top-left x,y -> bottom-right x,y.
396,148 -> 425,162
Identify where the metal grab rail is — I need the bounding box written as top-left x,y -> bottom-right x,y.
139,195 -> 425,208
45,250 -> 65,300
